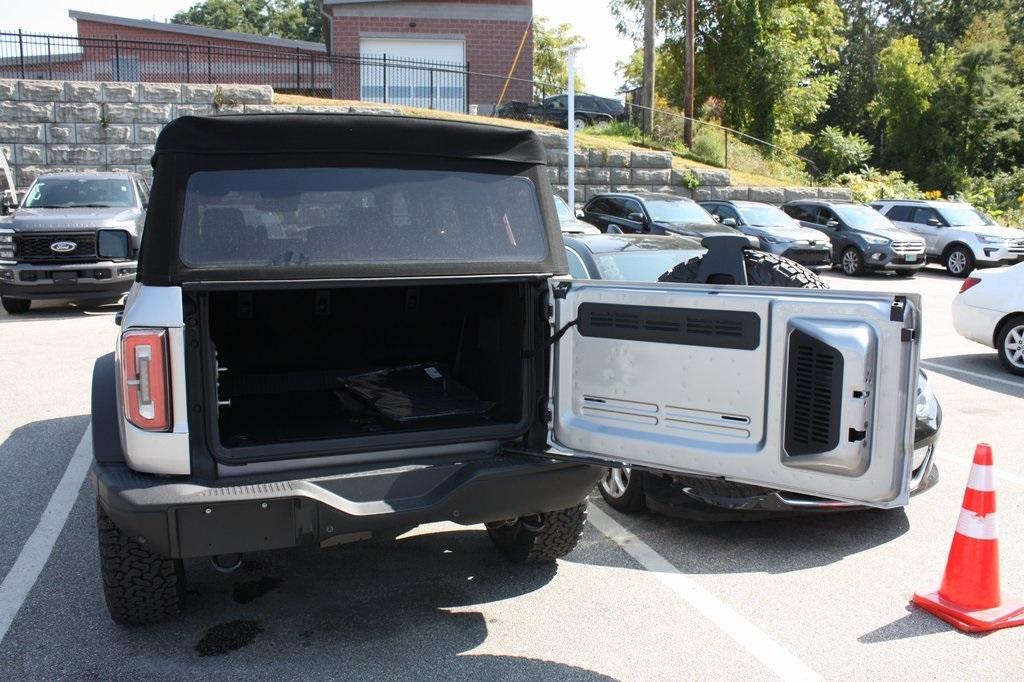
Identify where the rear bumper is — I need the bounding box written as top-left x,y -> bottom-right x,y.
0,260 -> 135,300
92,455 -> 602,559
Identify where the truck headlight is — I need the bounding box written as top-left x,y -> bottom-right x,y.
0,232 -> 13,245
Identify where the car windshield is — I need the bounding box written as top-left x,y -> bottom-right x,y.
553,196 -> 574,221
22,177 -> 136,208
833,204 -> 894,230
180,167 -> 549,267
645,200 -> 714,224
737,204 -> 799,228
593,250 -> 700,281
937,205 -> 997,227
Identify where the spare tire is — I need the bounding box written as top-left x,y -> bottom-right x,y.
659,249 -> 829,289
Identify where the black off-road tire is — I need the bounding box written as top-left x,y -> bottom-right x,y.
659,249 -> 829,289
1,296 -> 31,315
487,503 -> 588,564
97,503 -> 184,625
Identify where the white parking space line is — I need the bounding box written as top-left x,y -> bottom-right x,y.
587,505 -> 822,682
921,360 -> 1024,392
0,427 -> 92,644
936,450 -> 1024,488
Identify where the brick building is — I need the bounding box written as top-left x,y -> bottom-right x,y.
2,3 -> 534,111
319,0 -> 534,109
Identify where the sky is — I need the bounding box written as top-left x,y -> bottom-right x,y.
7,1 -> 639,97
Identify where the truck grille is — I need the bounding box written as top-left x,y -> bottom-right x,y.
891,240 -> 925,255
14,233 -> 97,263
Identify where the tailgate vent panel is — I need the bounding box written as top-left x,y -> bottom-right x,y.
578,303 -> 760,350
785,330 -> 843,456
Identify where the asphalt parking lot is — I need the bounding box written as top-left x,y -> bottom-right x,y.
1,265 -> 1022,680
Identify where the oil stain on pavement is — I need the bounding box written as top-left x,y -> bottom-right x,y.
195,620 -> 264,656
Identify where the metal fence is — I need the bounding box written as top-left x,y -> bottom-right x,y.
0,30 -> 477,112
0,29 -> 819,178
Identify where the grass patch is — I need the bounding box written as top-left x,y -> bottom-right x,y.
273,93 -> 808,187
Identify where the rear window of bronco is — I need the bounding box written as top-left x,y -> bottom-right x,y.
179,167 -> 549,267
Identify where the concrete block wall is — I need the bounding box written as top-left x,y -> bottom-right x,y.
0,79 -> 272,187
0,78 -> 852,206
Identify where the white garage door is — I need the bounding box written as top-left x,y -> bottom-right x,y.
359,38 -> 467,112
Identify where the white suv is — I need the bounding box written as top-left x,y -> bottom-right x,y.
872,200 -> 1024,277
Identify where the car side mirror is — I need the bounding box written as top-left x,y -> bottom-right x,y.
826,220 -> 839,228
627,212 -> 646,222
575,210 -> 585,219
722,217 -> 738,227
606,224 -> 624,234
927,218 -> 941,226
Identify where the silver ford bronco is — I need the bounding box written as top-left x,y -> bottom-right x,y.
91,114 -> 923,624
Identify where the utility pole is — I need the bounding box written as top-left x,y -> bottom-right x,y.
683,0 -> 695,147
565,44 -> 584,210
642,0 -> 656,135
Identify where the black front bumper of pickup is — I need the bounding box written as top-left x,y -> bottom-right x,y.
92,455 -> 603,559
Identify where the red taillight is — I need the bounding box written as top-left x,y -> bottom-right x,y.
959,277 -> 982,294
121,329 -> 171,432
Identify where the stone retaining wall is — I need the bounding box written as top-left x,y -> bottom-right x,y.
0,78 -> 852,206
531,130 -> 852,206
0,78 -> 272,187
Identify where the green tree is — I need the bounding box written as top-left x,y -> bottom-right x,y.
609,1 -> 844,150
172,0 -> 323,43
533,17 -> 587,91
868,36 -> 946,183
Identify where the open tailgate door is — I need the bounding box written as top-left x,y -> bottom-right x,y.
548,279 -> 921,508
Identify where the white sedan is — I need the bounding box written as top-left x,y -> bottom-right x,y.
952,261 -> 1024,375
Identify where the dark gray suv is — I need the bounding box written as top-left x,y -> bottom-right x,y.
782,199 -> 926,276
0,171 -> 147,314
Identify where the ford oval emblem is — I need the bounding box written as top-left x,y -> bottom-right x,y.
50,240 -> 77,253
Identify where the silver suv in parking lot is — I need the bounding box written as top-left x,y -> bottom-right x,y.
0,172 -> 147,314
872,199 -> 1024,277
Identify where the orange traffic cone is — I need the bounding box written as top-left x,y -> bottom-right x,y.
913,444 -> 1024,632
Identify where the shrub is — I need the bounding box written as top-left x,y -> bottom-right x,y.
813,126 -> 874,176
833,167 -> 923,203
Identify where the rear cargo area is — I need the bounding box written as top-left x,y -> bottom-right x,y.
202,282 -> 538,453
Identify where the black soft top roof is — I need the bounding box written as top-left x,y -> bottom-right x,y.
153,114 -> 547,165
139,114 -> 566,285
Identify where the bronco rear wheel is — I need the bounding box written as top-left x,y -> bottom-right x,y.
97,503 -> 184,625
487,503 -> 588,564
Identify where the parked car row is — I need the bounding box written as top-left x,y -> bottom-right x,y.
554,190 -> 1022,280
